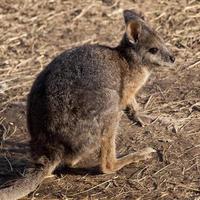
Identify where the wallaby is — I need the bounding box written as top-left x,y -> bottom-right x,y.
0,9 -> 175,200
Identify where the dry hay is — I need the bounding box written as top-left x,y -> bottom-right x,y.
0,0 -> 200,199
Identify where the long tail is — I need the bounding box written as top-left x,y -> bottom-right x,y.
0,159 -> 60,200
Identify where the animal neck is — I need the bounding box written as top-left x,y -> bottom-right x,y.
116,35 -> 143,69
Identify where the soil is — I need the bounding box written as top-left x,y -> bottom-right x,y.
0,0 -> 200,199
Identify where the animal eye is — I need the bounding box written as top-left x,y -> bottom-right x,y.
149,48 -> 158,54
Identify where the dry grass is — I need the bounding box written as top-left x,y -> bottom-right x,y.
0,0 -> 200,199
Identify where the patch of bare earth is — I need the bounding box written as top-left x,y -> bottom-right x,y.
0,0 -> 199,199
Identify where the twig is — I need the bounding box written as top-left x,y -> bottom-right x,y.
69,176 -> 118,197
73,4 -> 96,21
144,94 -> 154,110
178,144 -> 200,158
153,162 -> 174,175
4,156 -> 13,172
187,60 -> 200,69
167,181 -> 200,192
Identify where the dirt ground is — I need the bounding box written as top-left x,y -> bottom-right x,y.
0,0 -> 200,199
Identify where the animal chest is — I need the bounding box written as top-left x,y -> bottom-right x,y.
120,67 -> 150,108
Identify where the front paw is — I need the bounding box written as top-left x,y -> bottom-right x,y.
125,107 -> 154,127
133,112 -> 154,127
137,147 -> 157,160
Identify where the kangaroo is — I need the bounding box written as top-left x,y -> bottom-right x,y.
0,9 -> 175,200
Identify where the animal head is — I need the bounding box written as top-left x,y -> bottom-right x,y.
123,9 -> 175,67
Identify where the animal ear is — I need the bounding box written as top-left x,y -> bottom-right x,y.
126,20 -> 142,44
123,9 -> 145,23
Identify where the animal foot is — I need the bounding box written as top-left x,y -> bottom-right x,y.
137,147 -> 156,160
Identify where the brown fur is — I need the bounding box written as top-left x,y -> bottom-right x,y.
120,66 -> 150,108
0,9 -> 175,200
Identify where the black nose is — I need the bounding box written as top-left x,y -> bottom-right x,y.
169,55 -> 175,63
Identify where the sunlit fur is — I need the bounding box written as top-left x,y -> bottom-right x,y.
124,10 -> 175,68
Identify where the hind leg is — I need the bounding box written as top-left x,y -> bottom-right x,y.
64,147 -> 97,167
100,113 -> 156,174
65,156 -> 82,167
